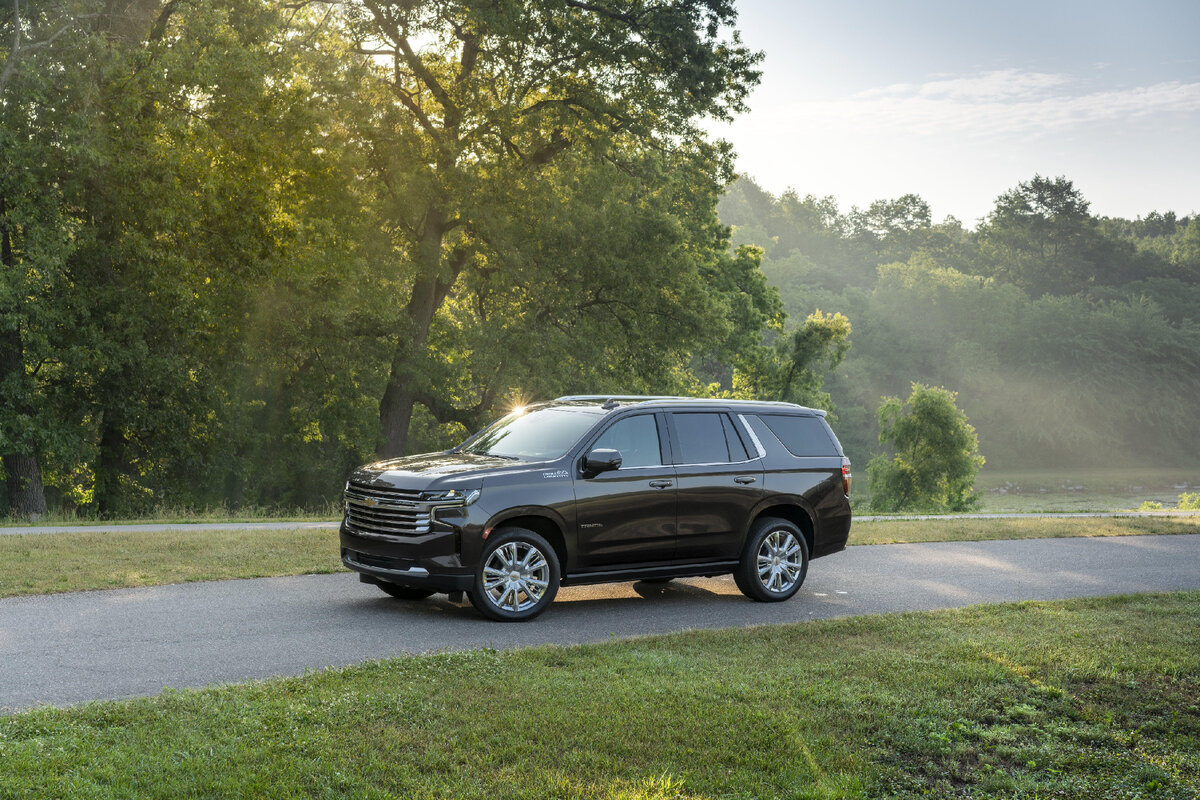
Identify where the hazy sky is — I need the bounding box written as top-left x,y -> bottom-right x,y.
714,0 -> 1200,224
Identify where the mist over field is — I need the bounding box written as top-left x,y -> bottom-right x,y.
718,175 -> 1200,474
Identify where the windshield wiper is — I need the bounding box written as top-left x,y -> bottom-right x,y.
463,449 -> 519,460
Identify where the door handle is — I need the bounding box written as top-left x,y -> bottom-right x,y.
648,480 -> 673,489
734,476 -> 757,484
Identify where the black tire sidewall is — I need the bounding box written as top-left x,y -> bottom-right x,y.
469,528 -> 560,621
736,518 -> 809,602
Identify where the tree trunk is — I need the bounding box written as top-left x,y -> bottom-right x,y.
4,451 -> 47,519
0,194 -> 48,519
94,416 -> 127,517
377,208 -> 453,458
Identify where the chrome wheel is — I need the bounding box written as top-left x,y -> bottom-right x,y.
757,529 -> 803,593
481,540 -> 551,614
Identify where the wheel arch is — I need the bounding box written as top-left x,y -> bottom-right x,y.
747,501 -> 815,557
486,510 -> 569,573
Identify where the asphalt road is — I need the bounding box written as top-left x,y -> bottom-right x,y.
2,534 -> 1198,712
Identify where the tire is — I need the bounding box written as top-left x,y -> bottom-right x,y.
734,517 -> 809,603
468,528 -> 560,621
376,582 -> 437,601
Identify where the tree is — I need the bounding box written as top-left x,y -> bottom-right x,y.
340,0 -> 762,456
0,0 -> 103,518
978,175 -> 1117,293
726,309 -> 850,414
867,383 -> 983,512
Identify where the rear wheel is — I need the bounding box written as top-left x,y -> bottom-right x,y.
469,528 -> 560,621
376,582 -> 436,601
734,517 -> 809,602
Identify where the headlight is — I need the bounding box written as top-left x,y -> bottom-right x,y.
421,488 -> 481,505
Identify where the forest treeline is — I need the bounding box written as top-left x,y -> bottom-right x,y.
2,0 -> 795,518
2,2 -> 1195,519
719,175 -> 1200,470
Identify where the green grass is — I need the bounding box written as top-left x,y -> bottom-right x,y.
2,592 -> 1197,798
0,528 -> 344,597
0,503 -> 341,528
850,514 -> 1200,545
3,516 -> 1198,599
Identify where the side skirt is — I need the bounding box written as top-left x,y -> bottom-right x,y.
561,560 -> 740,587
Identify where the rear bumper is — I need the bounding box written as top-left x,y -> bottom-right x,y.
812,510 -> 852,559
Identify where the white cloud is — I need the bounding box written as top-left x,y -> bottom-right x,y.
786,70 -> 1200,138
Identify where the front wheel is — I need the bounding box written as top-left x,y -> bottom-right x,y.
734,517 -> 809,602
469,528 -> 560,621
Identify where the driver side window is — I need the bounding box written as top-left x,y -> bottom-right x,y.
591,415 -> 662,468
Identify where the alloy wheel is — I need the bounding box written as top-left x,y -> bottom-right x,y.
481,540 -> 551,613
757,529 -> 803,593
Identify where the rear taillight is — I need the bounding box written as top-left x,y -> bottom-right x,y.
841,457 -> 852,496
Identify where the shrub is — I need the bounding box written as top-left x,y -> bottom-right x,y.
867,383 -> 984,512
1178,492 -> 1200,511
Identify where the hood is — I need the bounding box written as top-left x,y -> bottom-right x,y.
353,451 -> 522,489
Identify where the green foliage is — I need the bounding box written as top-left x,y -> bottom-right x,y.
731,309 -> 851,413
0,1 -> 781,518
1179,492 -> 1200,511
722,175 -> 1200,471
867,383 -> 984,512
334,0 -> 764,456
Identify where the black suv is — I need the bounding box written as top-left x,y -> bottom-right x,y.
341,396 -> 852,621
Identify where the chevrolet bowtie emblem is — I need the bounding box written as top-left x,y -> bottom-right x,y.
364,497 -> 379,507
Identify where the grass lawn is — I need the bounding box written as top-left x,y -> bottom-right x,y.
1,592 -> 1197,798
3,516 -> 1199,599
0,527 -> 343,598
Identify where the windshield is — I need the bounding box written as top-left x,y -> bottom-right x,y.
459,407 -> 602,460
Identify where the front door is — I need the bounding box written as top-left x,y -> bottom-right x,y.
573,412 -> 677,568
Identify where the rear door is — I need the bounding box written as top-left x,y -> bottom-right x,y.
667,411 -> 763,561
572,412 -> 678,567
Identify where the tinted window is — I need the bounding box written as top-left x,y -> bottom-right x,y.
672,412 -> 744,464
721,414 -> 750,461
752,414 -> 839,457
460,407 -> 601,460
591,414 -> 662,468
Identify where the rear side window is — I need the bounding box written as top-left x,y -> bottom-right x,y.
671,412 -> 748,464
748,414 -> 839,457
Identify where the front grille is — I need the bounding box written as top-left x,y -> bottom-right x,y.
343,481 -> 449,539
347,480 -> 423,502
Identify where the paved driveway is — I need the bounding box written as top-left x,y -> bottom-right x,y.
2,534 -> 1198,711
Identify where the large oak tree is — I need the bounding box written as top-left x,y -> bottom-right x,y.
341,0 -> 762,455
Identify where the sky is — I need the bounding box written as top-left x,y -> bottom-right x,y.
712,0 -> 1200,224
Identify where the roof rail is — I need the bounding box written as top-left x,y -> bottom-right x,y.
552,394 -> 813,411
553,395 -> 691,403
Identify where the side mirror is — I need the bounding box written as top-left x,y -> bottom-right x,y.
584,448 -> 622,475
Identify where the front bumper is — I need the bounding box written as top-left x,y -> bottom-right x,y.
339,516 -> 480,592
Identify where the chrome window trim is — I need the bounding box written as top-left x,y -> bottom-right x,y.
737,414 -> 768,459
602,464 -> 669,472
672,457 -> 759,468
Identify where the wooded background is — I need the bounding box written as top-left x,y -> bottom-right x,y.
2,1 -> 1196,518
